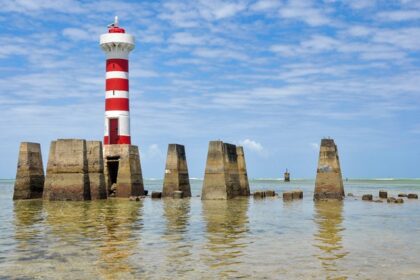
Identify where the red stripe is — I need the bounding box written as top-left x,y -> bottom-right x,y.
103,136 -> 131,145
106,78 -> 128,91
105,98 -> 129,111
106,59 -> 128,72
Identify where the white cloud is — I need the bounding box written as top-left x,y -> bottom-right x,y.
169,32 -> 207,45
62,28 -> 93,41
310,142 -> 319,151
278,0 -> 332,26
238,139 -> 266,156
250,0 -> 282,11
377,10 -> 420,22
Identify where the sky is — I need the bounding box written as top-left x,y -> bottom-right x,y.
1,0 -> 420,179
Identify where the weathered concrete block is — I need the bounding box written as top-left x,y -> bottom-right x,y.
362,194 -> 373,201
162,144 -> 191,198
379,190 -> 388,199
283,191 -> 293,201
86,141 -> 106,200
265,190 -> 276,197
314,139 -> 345,200
201,141 -> 241,200
44,173 -> 90,201
151,191 -> 162,199
173,190 -> 184,199
253,191 -> 266,199
408,193 -> 418,199
236,146 -> 250,196
104,144 -> 144,198
292,190 -> 303,199
43,139 -> 91,201
13,142 -> 45,200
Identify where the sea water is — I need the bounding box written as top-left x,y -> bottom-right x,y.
0,179 -> 419,279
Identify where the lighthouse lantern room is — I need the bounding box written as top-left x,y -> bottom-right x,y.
100,16 -> 135,145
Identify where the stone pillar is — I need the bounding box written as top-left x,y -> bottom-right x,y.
162,144 -> 191,198
104,144 -> 144,198
13,142 -> 45,200
202,141 -> 241,200
314,139 -> 345,200
43,139 -> 91,201
236,146 -> 250,196
86,141 -> 107,200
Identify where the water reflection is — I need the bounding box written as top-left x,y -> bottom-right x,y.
162,198 -> 193,276
313,201 -> 349,280
43,200 -> 142,279
202,198 -> 250,278
13,200 -> 44,259
95,200 -> 143,279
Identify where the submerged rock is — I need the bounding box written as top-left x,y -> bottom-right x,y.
362,194 -> 373,201
395,198 -> 404,204
379,190 -> 387,199
151,191 -> 162,199
253,191 -> 266,199
398,193 -> 407,197
387,197 -> 396,203
283,191 -> 293,201
407,194 -> 418,199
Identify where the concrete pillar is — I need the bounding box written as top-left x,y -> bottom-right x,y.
236,146 -> 250,196
43,139 -> 91,201
104,144 -> 144,198
202,141 -> 241,200
314,139 -> 345,200
86,141 -> 107,200
13,142 -> 45,200
162,144 -> 191,198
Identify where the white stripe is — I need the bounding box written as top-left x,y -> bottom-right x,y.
105,110 -> 129,117
106,90 -> 129,99
106,71 -> 128,79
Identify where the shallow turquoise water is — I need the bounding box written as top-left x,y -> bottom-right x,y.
0,179 -> 419,279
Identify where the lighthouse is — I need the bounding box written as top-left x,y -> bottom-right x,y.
100,16 -> 135,145
100,17 -> 144,198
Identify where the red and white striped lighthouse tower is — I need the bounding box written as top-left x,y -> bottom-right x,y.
100,16 -> 135,145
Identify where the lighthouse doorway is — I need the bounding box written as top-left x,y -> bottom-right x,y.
106,156 -> 120,195
109,118 -> 119,144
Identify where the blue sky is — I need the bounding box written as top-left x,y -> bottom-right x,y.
1,0 -> 420,179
